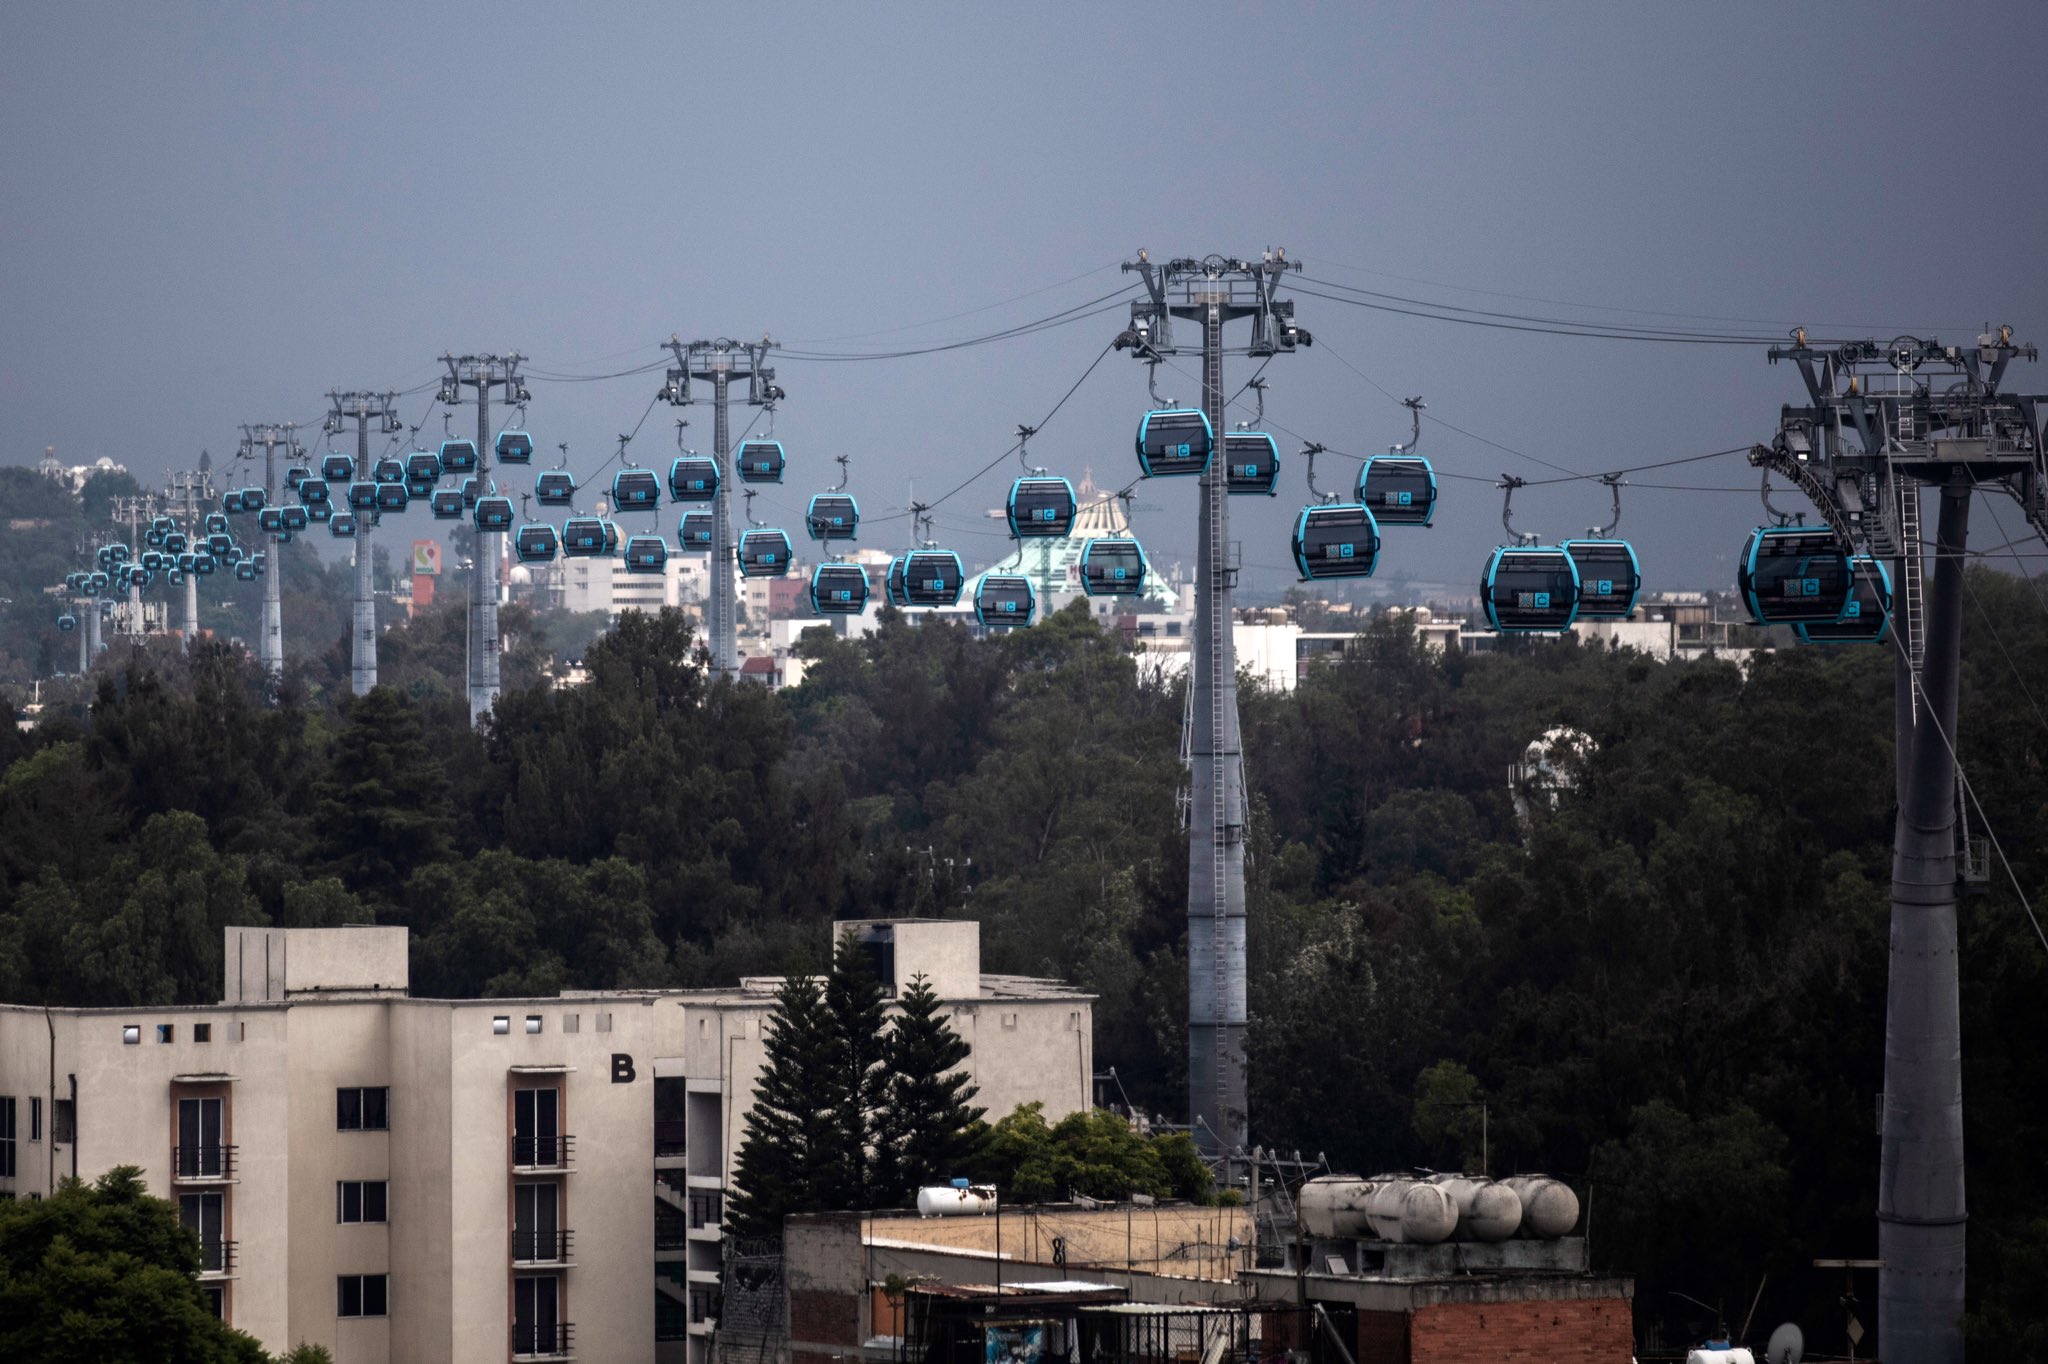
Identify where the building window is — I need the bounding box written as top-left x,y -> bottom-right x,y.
122,1025 -> 141,1045
202,1285 -> 225,1319
52,1099 -> 73,1144
336,1087 -> 390,1132
231,1021 -> 244,1042
194,1023 -> 211,1044
337,1180 -> 388,1224
525,1015 -> 542,1035
0,1097 -> 15,1178
1001,1012 -> 1018,1030
157,1024 -> 175,1044
493,1016 -> 511,1036
595,1012 -> 612,1033
337,1274 -> 388,1318
30,1097 -> 41,1142
562,1014 -> 579,1035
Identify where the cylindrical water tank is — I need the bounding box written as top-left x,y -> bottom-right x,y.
1430,1176 -> 1523,1242
1364,1177 -> 1457,1244
1685,1350 -> 1755,1364
916,1185 -> 997,1216
1501,1175 -> 1580,1238
1297,1177 -> 1377,1239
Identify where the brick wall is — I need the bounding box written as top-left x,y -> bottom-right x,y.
1409,1297 -> 1633,1364
1357,1308 -> 1410,1364
790,1286 -> 863,1364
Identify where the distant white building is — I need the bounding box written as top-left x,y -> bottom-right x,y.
37,450 -> 128,494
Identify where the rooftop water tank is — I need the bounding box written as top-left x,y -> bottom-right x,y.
1501,1175 -> 1580,1238
1429,1175 -> 1523,1242
916,1184 -> 997,1217
1364,1176 -> 1456,1244
1297,1176 -> 1376,1239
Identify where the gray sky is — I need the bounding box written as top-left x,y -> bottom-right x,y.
5,2 -> 2043,598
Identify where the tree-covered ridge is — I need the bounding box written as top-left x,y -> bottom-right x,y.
0,580 -> 2044,1349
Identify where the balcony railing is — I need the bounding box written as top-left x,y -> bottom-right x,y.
512,1229 -> 574,1264
512,1321 -> 574,1359
172,1145 -> 236,1181
197,1238 -> 236,1276
656,1204 -> 689,1251
512,1134 -> 574,1171
654,1119 -> 686,1158
688,1190 -> 722,1230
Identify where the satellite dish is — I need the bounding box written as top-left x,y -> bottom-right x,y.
1765,1322 -> 1803,1364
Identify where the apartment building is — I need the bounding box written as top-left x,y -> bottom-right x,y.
0,918 -> 1092,1364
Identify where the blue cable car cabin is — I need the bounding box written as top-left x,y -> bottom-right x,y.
460,477 -> 484,508
130,568 -> 154,591
430,490 -> 464,520
624,534 -> 668,574
1006,476 -> 1078,538
474,497 -> 515,532
1291,505 -> 1381,581
347,482 -> 379,511
65,572 -> 85,591
220,545 -> 245,566
105,542 -> 129,565
438,439 -> 479,474
534,470 -> 577,506
1796,555 -> 1892,644
600,519 -> 620,556
204,512 -> 229,535
165,530 -> 190,553
806,493 -> 860,542
736,528 -> 793,578
206,533 -> 233,557
298,477 -> 331,506
321,453 -> 355,483
561,517 -> 607,557
372,456 -> 406,485
613,468 -> 661,512
176,552 -> 196,573
1080,538 -> 1148,597
810,563 -> 870,615
166,568 -> 184,587
515,523 -> 559,564
375,484 -> 409,513
236,562 -> 258,581
736,440 -> 786,484
88,571 -> 110,594
678,512 -> 715,550
305,502 -> 332,523
1482,546 -> 1581,632
193,552 -> 217,574
285,465 -> 311,491
1563,539 -> 1641,620
1736,526 -> 1853,625
886,554 -> 910,607
1224,431 -> 1282,496
1357,456 -> 1438,527
669,456 -> 718,502
281,505 -> 309,533
222,489 -> 246,514
903,550 -> 965,607
405,449 -> 443,482
975,573 -> 1035,628
404,473 -> 437,500
144,528 -> 166,550
495,430 -> 534,464
258,507 -> 285,535
142,551 -> 166,572
1136,409 -> 1215,478
57,614 -> 76,633
251,550 -> 268,574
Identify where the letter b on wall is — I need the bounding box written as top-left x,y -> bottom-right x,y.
611,1053 -> 636,1083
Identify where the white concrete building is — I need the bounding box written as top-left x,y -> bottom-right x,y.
0,919 -> 1091,1364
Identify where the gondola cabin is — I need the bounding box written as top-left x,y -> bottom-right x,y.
281,506 -> 309,533
1224,431 -> 1282,496
624,534 -> 668,574
347,482 -> 379,511
373,456 -> 406,485
1080,538 -> 1148,597
165,531 -> 191,553
222,490 -> 246,514
736,440 -> 785,484
88,571 -> 110,594
974,573 -> 1035,628
193,554 -> 218,574
220,546 -> 244,567
1482,546 -> 1581,632
886,555 -> 910,607
57,614 -> 77,632
430,490 -> 464,520
903,549 -> 965,607
305,502 -> 332,523
561,517 -> 607,558
669,456 -> 718,502
298,478 -> 331,506
251,551 -> 268,574
236,562 -> 258,581
1736,527 -> 1852,625
805,493 -> 860,542
375,484 -> 409,513
1136,408 -> 1215,478
1357,456 -> 1437,527
737,528 -> 793,577
285,465 -> 311,491
1563,539 -> 1642,620
258,508 -> 285,535
438,439 -> 479,474
207,533 -> 233,557
204,513 -> 229,536
142,551 -> 166,572
1006,476 -> 1078,538
176,553 -> 196,573
460,477 -> 483,508
473,497 -> 515,533
1291,505 -> 1380,580
130,568 -> 155,590
613,468 -> 661,511
406,449 -> 443,482
495,430 -> 534,464
515,524 -> 559,564
600,519 -> 620,556
322,453 -> 355,483
809,563 -> 870,615
166,568 -> 184,587
534,471 -> 577,506
65,573 -> 85,591
678,512 -> 715,550
1796,555 -> 1892,644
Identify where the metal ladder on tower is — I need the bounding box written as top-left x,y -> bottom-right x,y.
1896,474 -> 1926,682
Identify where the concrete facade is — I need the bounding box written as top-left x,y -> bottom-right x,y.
0,920 -> 1093,1364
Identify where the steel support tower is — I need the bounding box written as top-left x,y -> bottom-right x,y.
1751,326 -> 2042,1364
659,338 -> 782,679
439,355 -> 528,725
1117,252 -> 1308,1166
110,495 -> 156,637
324,391 -> 404,695
164,464 -> 216,644
238,424 -> 300,676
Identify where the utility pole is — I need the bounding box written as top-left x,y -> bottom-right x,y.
237,423 -> 300,677
438,355 -> 528,725
1753,325 -> 2041,1364
164,463 -> 215,644
1115,251 -> 1309,1171
659,337 -> 782,679
325,391 -> 405,694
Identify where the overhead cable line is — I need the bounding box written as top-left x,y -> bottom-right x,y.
782,260 -> 1125,344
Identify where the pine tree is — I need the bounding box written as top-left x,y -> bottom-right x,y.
725,972 -> 835,1240
819,930 -> 888,1211
875,972 -> 985,1207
